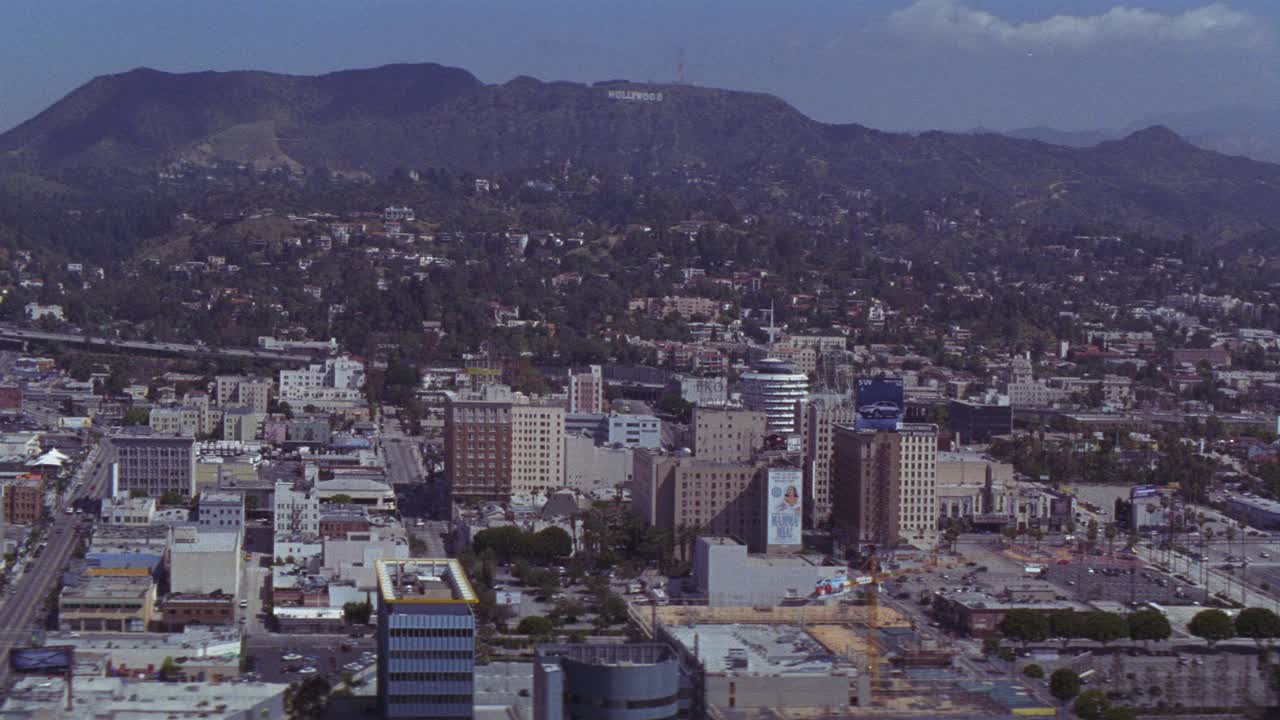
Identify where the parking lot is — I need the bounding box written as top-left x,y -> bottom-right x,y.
1040,562 -> 1202,606
246,636 -> 376,684
1032,648 -> 1272,709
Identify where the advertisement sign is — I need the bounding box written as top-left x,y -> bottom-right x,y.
1130,485 -> 1160,500
766,467 -> 803,547
10,646 -> 73,674
855,378 -> 905,430
815,575 -> 849,596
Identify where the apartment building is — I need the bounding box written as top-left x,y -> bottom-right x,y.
278,356 -> 365,400
274,480 -> 320,538
2,476 -> 44,525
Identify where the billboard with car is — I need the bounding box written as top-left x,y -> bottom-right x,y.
766,467 -> 803,547
10,646 -> 73,674
855,378 -> 905,430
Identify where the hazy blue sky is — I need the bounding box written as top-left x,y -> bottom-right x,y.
2,0 -> 1277,132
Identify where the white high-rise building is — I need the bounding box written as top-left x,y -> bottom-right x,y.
739,358 -> 809,435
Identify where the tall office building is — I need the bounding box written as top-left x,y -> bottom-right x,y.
802,396 -> 856,525
376,558 -> 477,720
567,365 -> 604,414
738,358 -> 809,435
832,423 -> 939,550
112,433 -> 197,498
445,387 -> 566,502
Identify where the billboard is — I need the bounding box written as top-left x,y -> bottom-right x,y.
1130,485 -> 1160,500
855,378 -> 905,430
10,646 -> 73,674
766,467 -> 803,547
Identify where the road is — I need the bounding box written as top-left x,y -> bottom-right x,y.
0,437 -> 112,690
0,325 -> 311,365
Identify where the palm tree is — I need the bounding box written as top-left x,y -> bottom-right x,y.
1104,523 -> 1117,557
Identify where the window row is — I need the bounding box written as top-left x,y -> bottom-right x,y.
389,628 -> 473,638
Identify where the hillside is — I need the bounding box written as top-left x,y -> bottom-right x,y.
5,63 -> 1280,241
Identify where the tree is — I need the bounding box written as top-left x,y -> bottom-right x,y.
534,526 -> 573,559
1104,523 -> 1118,556
1050,610 -> 1084,647
1023,663 -> 1045,678
159,491 -> 186,507
285,676 -> 332,719
1000,608 -> 1050,646
342,600 -> 372,625
1187,608 -> 1235,647
159,656 -> 181,680
1234,607 -> 1280,647
122,407 -> 150,426
1080,611 -> 1128,645
1073,689 -> 1111,720
1126,609 -> 1172,646
1049,668 -> 1081,701
328,494 -> 353,505
516,615 -> 555,638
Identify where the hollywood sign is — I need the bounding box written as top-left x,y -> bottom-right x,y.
607,89 -> 664,102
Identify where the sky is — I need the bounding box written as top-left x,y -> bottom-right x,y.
2,0 -> 1278,133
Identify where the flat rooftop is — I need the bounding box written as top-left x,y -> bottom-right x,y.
666,623 -> 851,676
0,677 -> 286,718
376,558 -> 477,604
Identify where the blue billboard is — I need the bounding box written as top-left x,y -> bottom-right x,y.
1130,485 -> 1160,500
855,378 -> 905,430
10,646 -> 73,674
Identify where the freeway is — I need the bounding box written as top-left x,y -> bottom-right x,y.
0,325 -> 312,365
0,438 -> 113,690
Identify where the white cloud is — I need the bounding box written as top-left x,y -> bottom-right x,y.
888,1 -> 1269,51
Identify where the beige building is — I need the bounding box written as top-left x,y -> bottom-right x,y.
510,403 -> 565,497
832,423 -> 939,549
691,406 -> 765,463
149,407 -> 201,437
59,572 -> 156,632
632,450 -> 768,552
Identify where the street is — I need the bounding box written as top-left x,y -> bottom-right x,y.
0,436 -> 112,690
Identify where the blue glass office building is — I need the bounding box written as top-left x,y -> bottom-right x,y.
376,558 -> 478,719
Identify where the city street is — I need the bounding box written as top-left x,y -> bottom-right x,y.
0,436 -> 112,690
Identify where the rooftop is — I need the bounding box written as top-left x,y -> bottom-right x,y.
666,623 -> 851,676
375,558 -> 477,605
0,676 -> 286,719
537,643 -> 674,667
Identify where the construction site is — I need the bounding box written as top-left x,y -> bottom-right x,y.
632,604 -> 1051,719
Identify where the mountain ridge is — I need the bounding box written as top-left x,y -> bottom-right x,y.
4,63 -> 1280,243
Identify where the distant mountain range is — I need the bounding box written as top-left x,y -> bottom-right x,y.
983,106 -> 1280,164
4,63 -> 1280,245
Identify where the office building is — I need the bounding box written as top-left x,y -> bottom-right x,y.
833,423 -> 939,550
112,433 -> 197,498
567,365 -> 604,414
948,400 -> 1013,443
606,413 -> 661,449
534,644 -> 683,720
376,558 -> 478,720
667,374 -> 728,406
446,387 -> 566,502
802,396 -> 856,525
170,526 -> 242,597
511,404 -> 566,497
59,572 -> 156,632
738,358 -> 809,435
632,451 -> 768,553
197,492 -> 244,531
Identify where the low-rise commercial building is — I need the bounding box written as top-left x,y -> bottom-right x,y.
170,526 -> 242,597
534,643 -> 685,720
59,572 -> 156,632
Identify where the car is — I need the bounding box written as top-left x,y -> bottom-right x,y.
857,401 -> 900,419
282,653 -> 303,662
298,667 -> 317,675
239,599 -> 249,608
